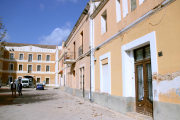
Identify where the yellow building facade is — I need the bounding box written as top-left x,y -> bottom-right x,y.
1,42 -> 61,87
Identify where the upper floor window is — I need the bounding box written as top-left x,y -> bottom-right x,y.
38,55 -> 41,61
131,0 -> 137,11
139,0 -> 146,5
122,0 -> 128,17
28,54 -> 32,62
116,0 -> 121,22
19,54 -> 23,60
9,53 -> 14,60
46,55 -> 50,61
19,64 -> 23,71
9,63 -> 14,71
101,10 -> 107,34
37,65 -> 41,71
46,65 -> 50,72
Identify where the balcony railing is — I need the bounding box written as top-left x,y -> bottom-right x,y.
64,52 -> 76,64
78,45 -> 83,57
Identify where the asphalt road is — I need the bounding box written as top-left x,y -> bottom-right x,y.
0,87 -> 135,120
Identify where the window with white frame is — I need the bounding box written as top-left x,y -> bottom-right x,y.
9,63 -> 13,70
46,65 -> 50,72
122,0 -> 128,17
46,78 -> 50,84
37,78 -> 41,83
9,53 -> 14,60
28,65 -> 32,73
101,10 -> 107,34
131,0 -> 137,11
19,64 -> 23,71
46,55 -> 50,61
37,65 -> 41,71
37,55 -> 41,61
28,54 -> 32,61
116,0 -> 121,22
19,54 -> 23,60
139,0 -> 146,5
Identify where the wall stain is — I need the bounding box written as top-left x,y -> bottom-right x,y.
152,70 -> 180,83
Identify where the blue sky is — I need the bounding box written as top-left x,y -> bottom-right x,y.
0,0 -> 89,45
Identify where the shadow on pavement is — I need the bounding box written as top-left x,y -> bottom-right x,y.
0,88 -> 58,106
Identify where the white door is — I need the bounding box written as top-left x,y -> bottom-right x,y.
102,64 -> 110,93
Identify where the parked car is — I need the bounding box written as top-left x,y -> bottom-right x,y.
36,83 -> 44,90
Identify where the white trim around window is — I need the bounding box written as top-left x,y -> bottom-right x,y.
9,63 -> 14,71
45,77 -> 50,84
36,76 -> 41,83
45,65 -> 50,72
36,64 -> 41,72
100,52 -> 111,94
19,53 -> 24,60
18,64 -> 23,71
37,54 -> 42,61
27,64 -> 33,73
46,54 -> 51,61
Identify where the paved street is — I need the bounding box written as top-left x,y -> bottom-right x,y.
0,87 -> 135,120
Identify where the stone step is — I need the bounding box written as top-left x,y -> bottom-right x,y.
126,112 -> 153,120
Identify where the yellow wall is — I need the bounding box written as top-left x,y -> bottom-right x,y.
94,0 -> 180,105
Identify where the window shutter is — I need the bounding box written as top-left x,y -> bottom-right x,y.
131,0 -> 137,11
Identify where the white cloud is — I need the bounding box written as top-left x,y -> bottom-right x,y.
40,3 -> 45,10
56,0 -> 78,3
38,22 -> 71,45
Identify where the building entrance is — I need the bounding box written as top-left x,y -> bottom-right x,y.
134,45 -> 153,116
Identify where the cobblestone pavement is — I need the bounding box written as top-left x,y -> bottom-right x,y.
0,87 -> 135,120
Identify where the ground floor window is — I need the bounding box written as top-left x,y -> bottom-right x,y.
46,78 -> 49,84
37,78 -> 41,83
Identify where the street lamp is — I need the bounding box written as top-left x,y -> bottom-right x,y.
8,48 -> 14,87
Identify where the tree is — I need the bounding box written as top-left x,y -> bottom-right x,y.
0,17 -> 7,44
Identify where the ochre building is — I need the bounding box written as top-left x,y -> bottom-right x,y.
1,42 -> 61,87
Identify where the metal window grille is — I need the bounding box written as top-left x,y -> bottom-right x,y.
131,0 -> 137,11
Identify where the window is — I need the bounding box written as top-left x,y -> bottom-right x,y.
122,0 -> 128,17
9,53 -> 14,60
28,65 -> 32,73
131,0 -> 137,11
101,10 -> 107,34
9,64 -> 13,71
37,78 -> 41,83
19,65 -> 23,71
37,65 -> 41,71
28,54 -> 32,62
37,55 -> 41,61
19,54 -> 23,60
9,77 -> 13,82
46,78 -> 50,84
139,0 -> 146,5
116,0 -> 121,22
46,65 -> 50,72
1,62 -> 3,70
46,55 -> 50,61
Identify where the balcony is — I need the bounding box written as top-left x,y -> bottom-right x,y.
64,52 -> 76,64
78,45 -> 83,57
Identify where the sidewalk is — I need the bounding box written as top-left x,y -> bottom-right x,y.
0,87 -> 16,107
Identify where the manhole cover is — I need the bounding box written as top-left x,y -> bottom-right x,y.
4,110 -> 20,113
57,107 -> 63,108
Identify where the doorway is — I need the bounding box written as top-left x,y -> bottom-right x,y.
134,45 -> 153,116
80,67 -> 85,98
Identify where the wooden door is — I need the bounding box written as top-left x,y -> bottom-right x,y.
134,45 -> 153,116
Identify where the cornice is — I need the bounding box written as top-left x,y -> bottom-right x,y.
90,0 -> 109,19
